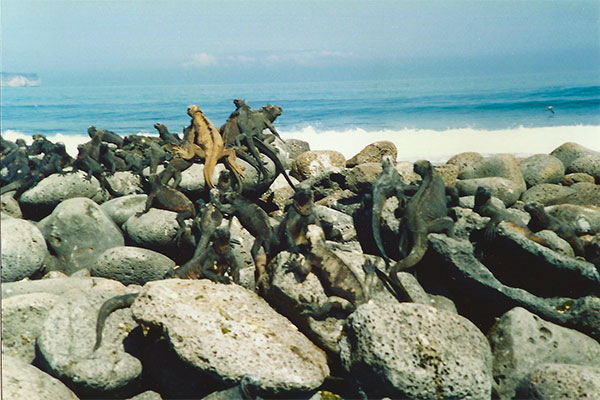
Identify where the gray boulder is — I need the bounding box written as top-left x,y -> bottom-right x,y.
567,154 -> 600,181
550,142 -> 598,169
18,171 -> 110,218
291,150 -> 346,181
527,363 -> 600,400
314,204 -> 357,242
131,279 -> 329,396
283,138 -> 310,160
521,183 -> 575,205
1,192 -> 22,218
105,171 -> 143,196
37,197 -> 124,274
518,154 -> 565,187
345,141 -> 397,168
451,206 -> 491,241
339,302 -> 492,399
2,292 -> 59,362
123,208 -> 180,253
488,307 -> 600,400
562,171 -> 595,185
100,194 -> 147,227
2,355 -> 79,400
479,221 -> 600,299
37,288 -> 142,397
434,163 -> 459,187
1,217 -> 48,281
344,162 -> 382,193
534,230 -> 574,257
2,276 -> 126,299
456,153 -> 526,192
545,204 -> 600,235
92,246 -> 175,285
446,151 -> 485,177
546,182 -> 600,207
419,234 -> 600,341
456,176 -> 523,206
128,391 -> 163,400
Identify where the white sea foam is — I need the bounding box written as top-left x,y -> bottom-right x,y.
280,125 -> 600,163
3,125 -> 599,162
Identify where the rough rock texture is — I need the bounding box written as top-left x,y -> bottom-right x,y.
290,150 -> 346,181
37,197 -> 124,274
314,204 -> 357,242
266,251 -> 346,354
550,142 -> 598,169
18,171 -> 110,219
345,141 -> 397,168
92,246 -> 175,285
2,355 -> 79,400
123,208 -> 180,252
547,182 -> 600,207
456,176 -> 523,206
339,302 -> 492,399
567,154 -> 600,182
457,153 -> 526,191
2,276 -> 126,299
131,279 -> 330,395
100,194 -> 147,227
521,183 -> 576,205
37,287 -> 142,397
526,363 -> 600,400
1,192 -> 22,218
283,138 -> 311,161
128,390 -> 164,400
434,164 -> 459,187
488,307 -> 600,400
534,230 -> 574,257
394,161 -> 421,184
1,217 -> 48,281
451,206 -> 491,241
518,154 -> 565,187
2,292 -> 59,362
562,172 -> 595,185
262,172 -> 299,212
344,162 -> 382,193
419,234 -> 600,341
105,171 -> 144,196
545,204 -> 600,235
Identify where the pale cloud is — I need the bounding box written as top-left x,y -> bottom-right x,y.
183,50 -> 353,68
183,53 -> 218,68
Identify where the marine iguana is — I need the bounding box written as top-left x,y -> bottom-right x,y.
154,122 -> 182,146
284,224 -> 376,319
144,140 -> 171,175
137,174 -> 196,244
221,99 -> 295,189
71,144 -> 119,196
525,201 -> 585,256
213,186 -> 273,289
174,105 -> 245,188
88,126 -> 124,147
389,160 -> 455,282
114,149 -> 147,175
371,155 -> 411,264
474,186 -> 548,246
99,143 -> 127,175
28,134 -> 56,156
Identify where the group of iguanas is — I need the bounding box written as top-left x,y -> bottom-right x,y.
1,101 -> 587,356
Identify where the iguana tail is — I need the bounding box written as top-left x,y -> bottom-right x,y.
389,233 -> 428,283
371,189 -> 392,265
94,293 -> 139,350
253,139 -> 296,190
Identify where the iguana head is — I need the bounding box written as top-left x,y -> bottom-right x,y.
187,105 -> 201,117
474,186 -> 492,208
413,160 -> 432,177
261,105 -> 282,121
524,201 -> 544,216
293,187 -> 314,216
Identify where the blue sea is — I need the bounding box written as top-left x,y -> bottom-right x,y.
2,71 -> 599,162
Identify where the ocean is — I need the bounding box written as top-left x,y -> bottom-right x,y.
2,70 -> 599,162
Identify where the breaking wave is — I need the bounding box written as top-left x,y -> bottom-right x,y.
1,73 -> 41,88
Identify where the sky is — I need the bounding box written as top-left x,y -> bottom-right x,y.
1,0 -> 599,85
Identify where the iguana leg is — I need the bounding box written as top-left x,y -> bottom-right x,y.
221,148 -> 246,179
427,216 -> 454,236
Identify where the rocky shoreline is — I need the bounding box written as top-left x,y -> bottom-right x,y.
2,124 -> 600,399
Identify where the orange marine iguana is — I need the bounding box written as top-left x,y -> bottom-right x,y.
174,105 -> 245,189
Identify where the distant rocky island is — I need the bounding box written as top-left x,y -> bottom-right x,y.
1,73 -> 41,87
